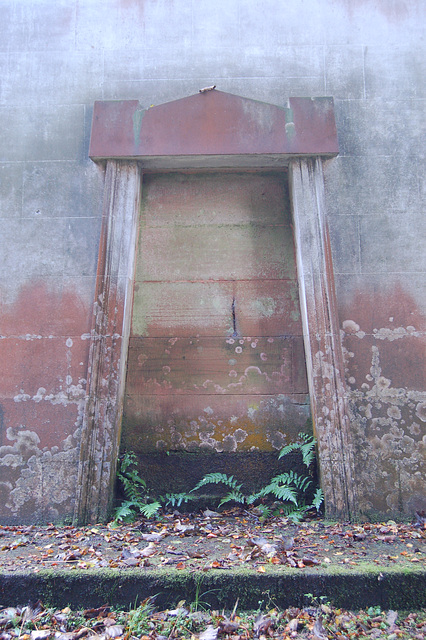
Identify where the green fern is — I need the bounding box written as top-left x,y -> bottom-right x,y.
265,484 -> 298,505
312,487 -> 324,512
140,501 -> 162,518
190,472 -> 240,493
161,492 -> 193,508
278,441 -> 302,459
114,501 -> 136,523
299,433 -> 317,467
114,431 -> 323,523
277,503 -> 311,523
114,452 -> 159,523
278,433 -> 316,468
218,488 -> 246,508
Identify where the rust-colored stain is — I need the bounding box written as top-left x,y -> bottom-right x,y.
89,91 -> 338,161
126,336 -> 307,396
0,282 -> 92,522
340,283 -> 426,516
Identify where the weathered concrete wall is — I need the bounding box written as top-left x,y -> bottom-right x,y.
0,0 -> 424,521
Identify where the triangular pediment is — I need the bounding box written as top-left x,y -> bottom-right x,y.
90,90 -> 338,167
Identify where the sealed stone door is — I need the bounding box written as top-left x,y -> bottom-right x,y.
121,170 -> 310,492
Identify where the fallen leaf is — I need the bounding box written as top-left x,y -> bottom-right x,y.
104,625 -> 124,639
254,614 -> 273,637
140,532 -> 166,542
312,617 -> 327,639
140,542 -> 157,557
199,626 -> 218,640
218,619 -> 239,634
30,632 -> 51,640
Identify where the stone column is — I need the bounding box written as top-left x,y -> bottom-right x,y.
73,160 -> 142,524
289,157 -> 358,520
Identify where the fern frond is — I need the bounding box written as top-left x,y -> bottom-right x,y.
245,491 -> 264,504
278,442 -> 301,459
162,492 -> 192,508
114,501 -> 137,522
268,484 -> 298,504
218,489 -> 246,508
257,504 -> 272,520
312,487 -> 324,511
277,502 -> 310,522
300,437 -> 316,467
190,473 -> 239,493
140,501 -> 161,518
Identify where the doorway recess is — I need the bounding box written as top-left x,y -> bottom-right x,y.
74,90 -> 358,524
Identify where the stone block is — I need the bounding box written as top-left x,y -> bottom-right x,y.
322,1 -> 424,47
141,172 -> 290,227
136,224 -> 296,282
0,398 -> 81,451
0,105 -> 85,162
239,0 -> 325,46
131,280 -> 234,337
343,332 -> 426,393
324,155 -> 421,217
334,99 -> 425,158
0,334 -> 89,398
126,335 -> 306,396
231,279 -> 303,337
64,217 -> 101,278
336,273 -> 426,335
0,218 -> 67,279
191,1 -> 239,50
23,161 -> 103,219
0,279 -> 94,336
325,45 -> 365,100
360,210 -> 426,274
0,52 -> 103,107
364,44 -> 426,99
122,392 -> 310,454
131,278 -> 302,339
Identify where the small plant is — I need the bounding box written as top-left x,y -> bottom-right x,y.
161,491 -> 193,509
114,451 -> 161,523
127,598 -> 156,636
188,433 -> 323,521
190,472 -> 246,508
114,433 -> 323,523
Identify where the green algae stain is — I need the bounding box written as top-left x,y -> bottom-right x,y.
132,107 -> 145,147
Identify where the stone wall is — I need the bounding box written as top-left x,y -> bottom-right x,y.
0,0 -> 424,522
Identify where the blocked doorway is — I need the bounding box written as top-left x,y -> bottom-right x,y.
75,91 -> 358,523
121,170 -> 311,492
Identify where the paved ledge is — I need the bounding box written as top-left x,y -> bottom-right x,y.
1,566 -> 425,610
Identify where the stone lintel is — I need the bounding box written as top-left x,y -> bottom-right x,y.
89,91 -> 339,165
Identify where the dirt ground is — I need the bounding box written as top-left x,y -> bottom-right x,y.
1,509 -> 425,574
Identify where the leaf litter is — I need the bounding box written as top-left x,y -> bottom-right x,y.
1,511 -> 425,637
0,509 -> 424,573
0,598 -> 425,640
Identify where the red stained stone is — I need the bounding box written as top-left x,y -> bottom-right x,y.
0,398 -> 80,450
0,282 -> 92,336
0,281 -> 92,455
339,283 -> 426,335
126,336 -> 307,396
90,92 -> 338,161
340,284 -> 426,391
